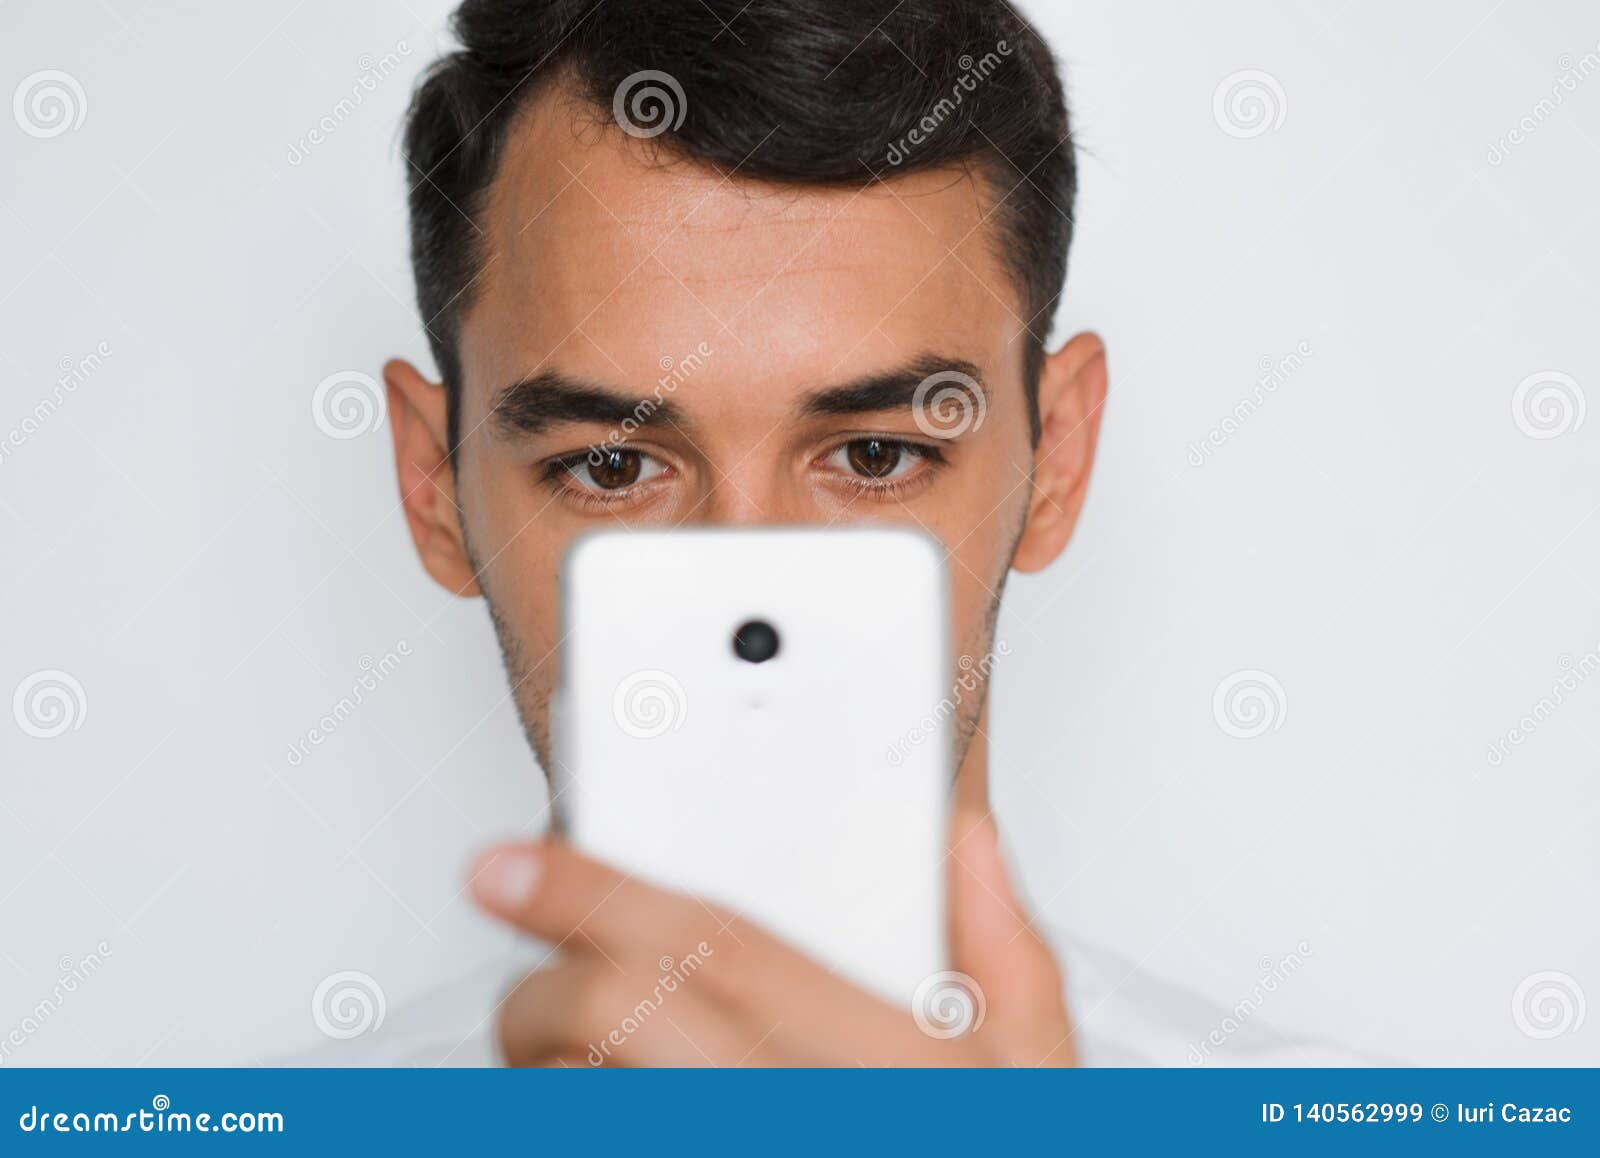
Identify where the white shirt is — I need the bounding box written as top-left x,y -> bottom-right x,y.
286,929 -> 1367,1067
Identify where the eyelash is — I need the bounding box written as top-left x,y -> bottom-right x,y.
821,437 -> 946,498
539,449 -> 665,512
537,437 -> 947,510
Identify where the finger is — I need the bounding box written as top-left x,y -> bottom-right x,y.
467,842 -> 813,1028
471,841 -> 976,1065
496,958 -> 766,1068
946,808 -> 1074,1063
468,840 -> 718,957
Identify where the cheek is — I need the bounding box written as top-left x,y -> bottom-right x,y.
938,458 -> 1031,643
946,539 -> 1003,650
488,550 -> 563,655
460,453 -> 567,656
935,514 -> 1022,656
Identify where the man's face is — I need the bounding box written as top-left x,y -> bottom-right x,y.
390,93 -> 1104,775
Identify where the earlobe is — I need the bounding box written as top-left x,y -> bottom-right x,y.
384,358 -> 482,597
1011,332 -> 1108,574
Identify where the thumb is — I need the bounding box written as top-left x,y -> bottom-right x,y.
946,808 -> 1074,1063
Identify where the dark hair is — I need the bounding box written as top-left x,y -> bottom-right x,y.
403,0 -> 1075,449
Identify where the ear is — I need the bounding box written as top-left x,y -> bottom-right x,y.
384,358 -> 481,597
1012,332 -> 1107,574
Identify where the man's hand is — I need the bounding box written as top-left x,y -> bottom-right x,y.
468,809 -> 1076,1066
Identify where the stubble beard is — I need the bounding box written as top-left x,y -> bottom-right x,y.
467,506 -> 1027,785
462,524 -> 557,774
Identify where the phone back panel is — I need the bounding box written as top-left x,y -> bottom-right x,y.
554,527 -> 950,1006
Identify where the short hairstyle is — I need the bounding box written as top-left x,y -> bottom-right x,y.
403,0 -> 1076,449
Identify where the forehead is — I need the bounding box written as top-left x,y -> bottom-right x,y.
457,91 -> 1027,410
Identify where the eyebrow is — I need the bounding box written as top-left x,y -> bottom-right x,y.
798,355 -> 987,419
487,353 -> 987,438
488,371 -> 686,437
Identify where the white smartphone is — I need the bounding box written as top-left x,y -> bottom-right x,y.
552,527 -> 951,1007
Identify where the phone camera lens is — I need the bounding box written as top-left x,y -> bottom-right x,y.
732,620 -> 780,664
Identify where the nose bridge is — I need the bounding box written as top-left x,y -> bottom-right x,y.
690,451 -> 800,527
696,463 -> 776,526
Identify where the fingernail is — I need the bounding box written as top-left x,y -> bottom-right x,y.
470,847 -> 541,912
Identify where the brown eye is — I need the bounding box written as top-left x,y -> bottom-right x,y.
581,448 -> 644,489
845,438 -> 902,478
